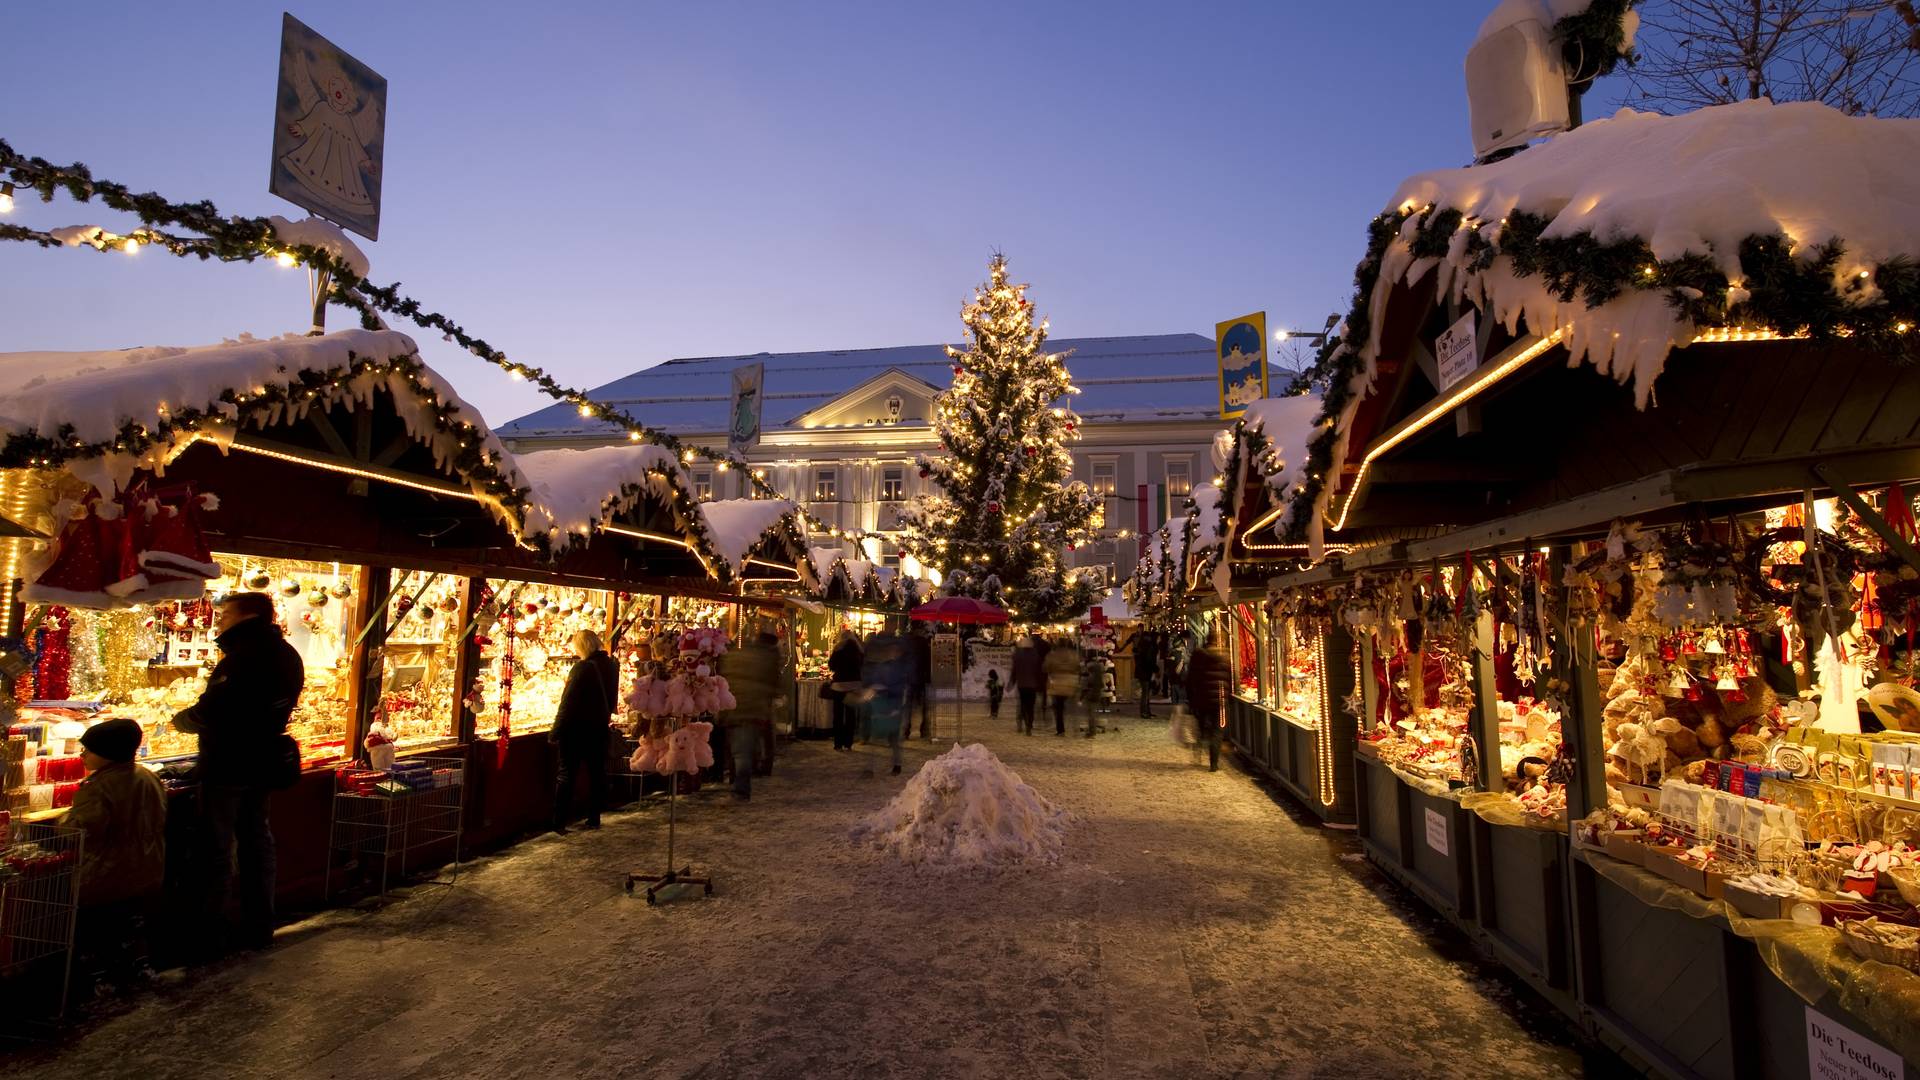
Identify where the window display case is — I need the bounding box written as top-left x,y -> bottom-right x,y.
5,555 -> 360,821
473,581 -> 613,740
375,570 -> 468,753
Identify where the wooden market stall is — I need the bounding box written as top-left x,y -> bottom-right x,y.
1254,101 -> 1920,1078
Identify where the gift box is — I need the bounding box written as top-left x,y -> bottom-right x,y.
431,768 -> 456,788
51,782 -> 79,810
1644,847 -> 1725,899
1601,829 -> 1648,867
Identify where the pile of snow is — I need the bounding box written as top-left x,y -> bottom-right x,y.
1378,100 -> 1920,404
850,743 -> 1070,869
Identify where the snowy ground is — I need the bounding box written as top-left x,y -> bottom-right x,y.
18,708 -> 1615,1079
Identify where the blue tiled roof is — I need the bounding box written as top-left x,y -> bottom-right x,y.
498,333 -> 1222,438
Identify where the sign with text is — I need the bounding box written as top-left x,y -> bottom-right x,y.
1435,311 -> 1478,392
269,13 -> 387,241
963,644 -> 1013,702
1805,1006 -> 1904,1080
1424,807 -> 1449,856
1215,312 -> 1268,419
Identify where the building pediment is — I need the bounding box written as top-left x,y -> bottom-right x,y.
790,367 -> 939,430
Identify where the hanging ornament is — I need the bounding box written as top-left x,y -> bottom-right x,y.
329,580 -> 352,599
307,590 -> 330,609
395,595 -> 415,617
986,501 -> 1001,514
438,594 -> 461,613
280,577 -> 302,597
246,569 -> 272,590
919,467 -> 931,479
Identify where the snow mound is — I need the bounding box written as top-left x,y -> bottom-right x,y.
850,743 -> 1070,869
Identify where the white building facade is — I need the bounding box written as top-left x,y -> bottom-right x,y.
497,334 -> 1230,592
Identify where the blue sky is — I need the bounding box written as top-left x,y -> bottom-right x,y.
0,1 -> 1635,426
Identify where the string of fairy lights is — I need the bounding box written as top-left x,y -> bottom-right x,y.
0,139 -> 897,546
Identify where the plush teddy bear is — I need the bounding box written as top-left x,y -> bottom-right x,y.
629,734 -> 661,773
1726,732 -> 1769,764
1651,716 -> 1700,760
659,723 -> 706,775
686,720 -> 715,769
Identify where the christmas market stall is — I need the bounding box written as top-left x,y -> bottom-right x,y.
1278,100 -> 1920,1076
1201,396 -> 1362,824
0,328 -> 545,925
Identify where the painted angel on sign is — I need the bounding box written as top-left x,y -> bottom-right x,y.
269,14 -> 387,241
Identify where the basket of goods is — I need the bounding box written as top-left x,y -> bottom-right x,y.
1839,918 -> 1920,972
1888,865 -> 1920,909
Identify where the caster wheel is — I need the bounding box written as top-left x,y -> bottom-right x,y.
704,882 -> 714,896
624,878 -> 635,894
646,892 -> 657,906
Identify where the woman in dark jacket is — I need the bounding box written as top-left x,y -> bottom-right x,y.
1184,636 -> 1231,772
551,629 -> 618,832
1010,636 -> 1045,735
826,629 -> 865,751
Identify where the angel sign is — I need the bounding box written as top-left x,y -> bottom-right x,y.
269,13 -> 387,241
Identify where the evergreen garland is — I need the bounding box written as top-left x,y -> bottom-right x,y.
0,139 -> 886,545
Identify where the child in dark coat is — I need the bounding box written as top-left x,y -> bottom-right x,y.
986,669 -> 1004,722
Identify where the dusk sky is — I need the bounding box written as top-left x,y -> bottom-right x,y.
1,1 -> 1636,427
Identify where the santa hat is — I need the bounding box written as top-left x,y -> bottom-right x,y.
139,489 -> 223,582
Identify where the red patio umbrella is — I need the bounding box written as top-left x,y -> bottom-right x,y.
907,596 -> 1009,740
909,596 -> 1010,625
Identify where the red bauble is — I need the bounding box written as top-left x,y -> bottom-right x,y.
953,365 -> 964,375
1065,421 -> 1076,431
919,467 -> 930,479
986,501 -> 1001,514
1024,446 -> 1036,456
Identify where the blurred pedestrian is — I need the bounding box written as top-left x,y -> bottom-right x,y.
719,631 -> 781,800
1043,634 -> 1081,736
860,629 -> 913,775
909,625 -> 932,739
1130,630 -> 1158,717
827,628 -> 864,751
1185,633 -> 1231,771
1011,635 -> 1044,735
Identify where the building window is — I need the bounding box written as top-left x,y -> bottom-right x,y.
880,540 -> 900,567
813,468 -> 838,502
880,465 -> 905,502
693,469 -> 713,501
1165,458 -> 1191,497
1090,458 -> 1117,530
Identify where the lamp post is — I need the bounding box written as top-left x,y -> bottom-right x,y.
1271,313 -> 1342,387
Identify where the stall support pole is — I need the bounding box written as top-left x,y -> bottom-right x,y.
1469,607 -> 1502,793
1358,631 -> 1378,734
451,576 -> 484,744
346,565 -> 388,756
1555,546 -> 1606,821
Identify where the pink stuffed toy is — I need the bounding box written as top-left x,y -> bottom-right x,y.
687,720 -> 714,768
628,734 -> 661,773
659,722 -> 710,775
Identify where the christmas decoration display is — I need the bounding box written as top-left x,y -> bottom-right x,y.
896,256 -> 1104,622
472,582 -> 621,741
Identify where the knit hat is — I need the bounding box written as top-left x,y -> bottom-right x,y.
80,717 -> 143,763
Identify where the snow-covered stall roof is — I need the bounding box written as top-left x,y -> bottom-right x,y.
697,497 -> 803,577
1384,100 -> 1920,402
0,329 -> 530,527
1235,395 -> 1324,506
515,443 -> 686,544
1290,99 -> 1920,549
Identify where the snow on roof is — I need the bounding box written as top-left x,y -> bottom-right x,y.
1188,484 -> 1226,554
495,334 -> 1222,439
1384,100 -> 1920,402
809,547 -> 842,588
0,329 -> 526,514
1238,394 -> 1324,506
515,443 -> 683,543
697,497 -> 800,574
269,216 -> 370,279
1473,0 -> 1595,43
1085,585 -> 1135,623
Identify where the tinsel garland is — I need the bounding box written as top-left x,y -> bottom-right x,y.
66,607 -> 105,699
34,607 -> 72,700
0,138 -> 885,546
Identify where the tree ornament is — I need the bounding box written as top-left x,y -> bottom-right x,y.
246,569 -> 272,590
986,500 -> 1001,514
919,467 -> 931,479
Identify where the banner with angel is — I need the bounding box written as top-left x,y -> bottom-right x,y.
269,13 -> 387,241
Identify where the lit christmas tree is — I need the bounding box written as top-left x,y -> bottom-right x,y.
898,255 -> 1104,622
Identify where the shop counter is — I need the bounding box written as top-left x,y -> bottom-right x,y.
1353,755 -> 1475,927
1465,811 -> 1574,1012
1573,848 -> 1920,1080
1228,697 -> 1353,825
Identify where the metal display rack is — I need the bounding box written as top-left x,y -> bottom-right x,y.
324,756 -> 466,899
0,822 -> 82,1026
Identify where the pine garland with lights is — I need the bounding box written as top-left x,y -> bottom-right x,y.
895,255 -> 1103,622
1282,200 -> 1920,543
0,139 -> 886,545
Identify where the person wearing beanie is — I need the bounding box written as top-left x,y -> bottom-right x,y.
67,717 -> 167,994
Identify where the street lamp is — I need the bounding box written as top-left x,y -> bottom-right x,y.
1272,313 -> 1342,349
